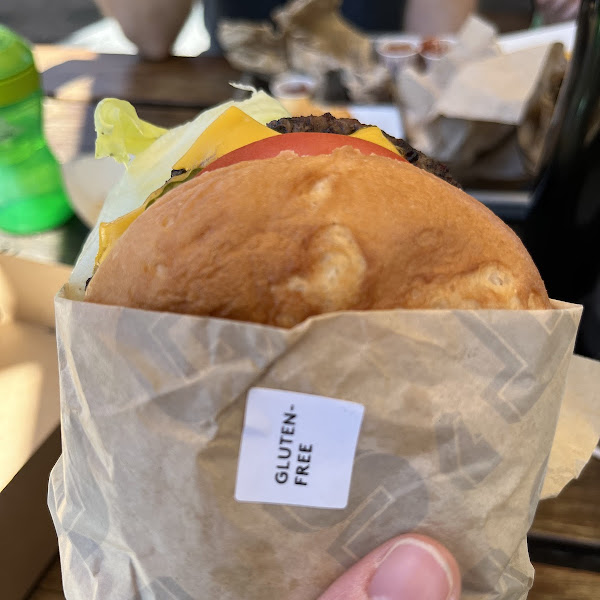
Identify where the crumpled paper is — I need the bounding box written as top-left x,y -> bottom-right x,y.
542,354 -> 600,498
218,0 -> 391,103
48,280 -> 600,599
397,16 -> 568,187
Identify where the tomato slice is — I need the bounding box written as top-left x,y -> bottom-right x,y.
200,132 -> 407,175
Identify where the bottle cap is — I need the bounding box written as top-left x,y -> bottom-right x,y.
0,25 -> 40,108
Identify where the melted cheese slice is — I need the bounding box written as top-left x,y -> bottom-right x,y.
94,112 -> 398,271
350,127 -> 400,155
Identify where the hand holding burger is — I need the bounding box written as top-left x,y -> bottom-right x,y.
319,534 -> 461,600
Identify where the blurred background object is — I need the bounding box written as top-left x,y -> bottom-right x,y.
479,0 -> 534,32
0,0 -> 101,43
393,16 -> 573,190
0,0 -> 210,56
522,0 -> 600,360
0,0 -> 584,227
0,0 -> 580,59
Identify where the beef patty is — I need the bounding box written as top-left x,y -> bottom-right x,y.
267,113 -> 459,188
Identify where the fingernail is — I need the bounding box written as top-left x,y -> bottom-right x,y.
368,537 -> 456,600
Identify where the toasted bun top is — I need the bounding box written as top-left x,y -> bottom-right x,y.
85,147 -> 551,326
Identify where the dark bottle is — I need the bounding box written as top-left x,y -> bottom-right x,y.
522,0 -> 600,359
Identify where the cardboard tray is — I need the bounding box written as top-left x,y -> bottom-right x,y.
0,254 -> 72,600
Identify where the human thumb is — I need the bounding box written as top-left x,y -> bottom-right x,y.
318,534 -> 461,600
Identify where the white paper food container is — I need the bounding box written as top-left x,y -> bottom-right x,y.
49,292 -> 586,600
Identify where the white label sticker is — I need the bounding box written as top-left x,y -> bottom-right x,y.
235,388 -> 365,509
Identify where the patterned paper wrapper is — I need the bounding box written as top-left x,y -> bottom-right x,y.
49,294 -> 592,600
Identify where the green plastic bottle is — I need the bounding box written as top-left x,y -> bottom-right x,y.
0,25 -> 73,234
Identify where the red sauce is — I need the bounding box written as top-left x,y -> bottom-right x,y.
420,38 -> 451,57
380,42 -> 417,56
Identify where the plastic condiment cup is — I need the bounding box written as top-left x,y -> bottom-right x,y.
375,39 -> 418,76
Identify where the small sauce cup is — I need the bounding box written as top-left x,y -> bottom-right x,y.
270,73 -> 317,100
375,39 -> 419,76
419,37 -> 457,69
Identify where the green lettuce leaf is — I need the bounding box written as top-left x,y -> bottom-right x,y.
68,90 -> 290,299
94,98 -> 168,165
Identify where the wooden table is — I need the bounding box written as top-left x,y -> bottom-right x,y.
30,460 -> 600,600
13,45 -> 600,599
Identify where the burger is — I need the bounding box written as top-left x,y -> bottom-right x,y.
85,110 -> 551,326
53,98 -> 581,600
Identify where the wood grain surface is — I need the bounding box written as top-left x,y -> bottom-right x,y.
529,564 -> 600,599
532,455 -> 600,543
35,45 -> 242,109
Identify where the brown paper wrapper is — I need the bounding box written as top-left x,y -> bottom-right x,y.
49,293 -> 586,599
